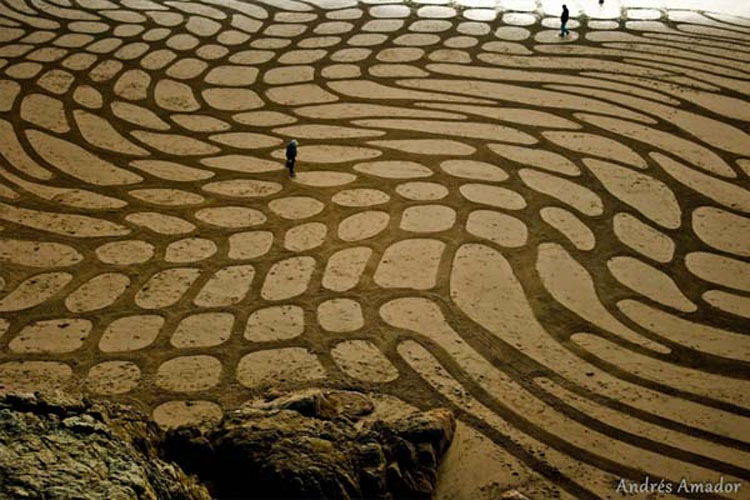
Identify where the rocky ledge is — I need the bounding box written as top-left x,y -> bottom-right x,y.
0,390 -> 455,499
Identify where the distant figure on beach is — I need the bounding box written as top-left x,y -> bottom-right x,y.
560,4 -> 570,37
286,139 -> 298,178
599,0 -> 604,4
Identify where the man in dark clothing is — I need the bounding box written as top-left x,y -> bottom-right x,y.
560,4 -> 570,37
286,139 -> 298,178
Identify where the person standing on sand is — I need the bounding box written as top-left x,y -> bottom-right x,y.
560,4 -> 570,37
286,139 -> 298,178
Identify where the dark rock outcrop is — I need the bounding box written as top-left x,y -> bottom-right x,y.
0,390 -> 455,500
0,392 -> 210,500
165,389 -> 456,499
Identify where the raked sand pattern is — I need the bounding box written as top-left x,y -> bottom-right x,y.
1,0 -> 750,497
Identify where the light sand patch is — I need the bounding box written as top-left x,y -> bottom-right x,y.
72,85 -> 103,108
584,158 -> 680,228
464,8 -> 496,21
651,153 -> 750,213
135,268 -> 201,309
165,238 -> 217,263
99,315 -> 163,352
194,265 -> 255,307
272,144 -> 381,163
330,48 -> 371,61
228,49 -> 274,64
6,62 -> 43,79
608,256 -> 696,312
37,69 -> 74,94
9,319 -> 90,353
234,111 -> 297,127
194,207 -> 266,228
65,273 -> 131,313
208,132 -> 282,149
692,206 -> 750,257
170,312 -> 234,349
686,252 -> 750,292
0,240 -> 82,267
200,156 -> 281,174
540,207 -> 595,251
172,114 -> 229,132
21,94 -> 68,133
292,171 -> 357,187
244,305 -> 304,342
613,213 -> 673,263
154,79 -> 200,111
396,182 -> 448,201
96,240 -> 154,265
126,212 -> 195,235
520,169 -> 602,216
112,69 -> 151,100
89,60 -> 123,83
166,58 -> 208,79
114,42 -> 149,60
0,121 -> 53,179
261,256 -> 316,300
318,298 -> 363,332
322,247 -> 372,292
332,340 -> 398,382
0,273 -> 70,312
202,179 -> 282,198
460,184 -> 526,210
130,188 -> 204,207
202,88 -> 263,111
186,15 -> 221,37
131,130 -> 219,155
544,131 -> 647,169
441,160 -> 508,181
266,83 -> 338,105
322,64 -> 361,79
401,205 -> 455,233
269,196 -> 323,220
152,400 -> 223,430
274,124 -> 382,139
418,6 -> 455,19
0,81 -> 20,111
370,5 -> 409,18
166,33 -> 200,51
332,189 -> 389,207
369,139 -> 475,156
0,202 -> 130,237
142,27 -> 171,41
339,211 -> 389,241
444,36 -> 479,48
112,101 -> 170,130
196,44 -> 229,60
205,65 -> 258,86
285,222 -> 327,251
86,361 -> 140,395
495,26 -> 530,41
703,291 -> 750,318
488,144 -> 580,176
156,355 -> 222,392
466,210 -> 527,247
314,21 -> 353,35
410,20 -> 452,32
237,348 -> 325,387
264,65 -> 314,84
140,49 -> 177,70
0,361 -> 72,393
299,36 -> 342,48
428,49 -> 472,63
251,38 -> 292,50
374,239 -> 444,290
228,231 -> 273,260
354,161 -> 432,179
